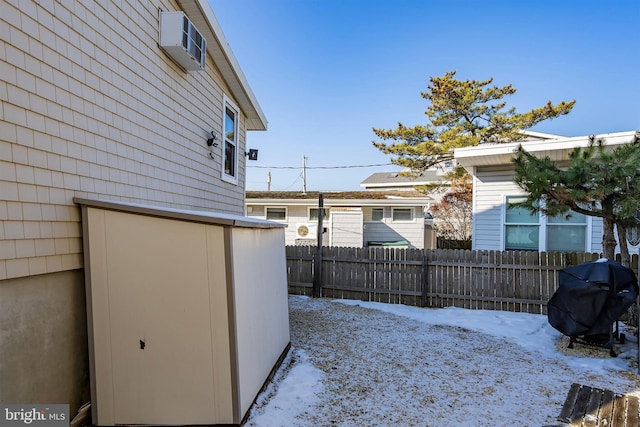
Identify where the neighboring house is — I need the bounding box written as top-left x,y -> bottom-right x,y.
454,131 -> 639,252
360,168 -> 450,192
0,1 -> 286,422
246,191 -> 435,248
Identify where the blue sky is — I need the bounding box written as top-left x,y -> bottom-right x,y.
210,0 -> 640,192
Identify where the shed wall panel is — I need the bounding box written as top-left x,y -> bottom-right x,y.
231,227 -> 290,416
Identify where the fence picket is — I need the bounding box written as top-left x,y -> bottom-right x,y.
286,246 -> 638,313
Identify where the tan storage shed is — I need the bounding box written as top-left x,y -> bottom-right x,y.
74,198 -> 290,426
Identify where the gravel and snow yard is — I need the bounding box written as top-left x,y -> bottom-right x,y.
246,295 -> 640,427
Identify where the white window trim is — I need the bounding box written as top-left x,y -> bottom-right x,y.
308,207 -> 329,222
502,194 -> 592,251
369,207 -> 385,222
266,206 -> 287,222
544,211 -> 591,252
502,194 -> 540,251
391,207 -> 414,223
221,95 -> 240,185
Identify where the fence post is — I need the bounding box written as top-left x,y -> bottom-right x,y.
312,193 -> 324,297
421,249 -> 428,307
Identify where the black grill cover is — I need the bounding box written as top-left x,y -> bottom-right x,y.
547,259 -> 638,337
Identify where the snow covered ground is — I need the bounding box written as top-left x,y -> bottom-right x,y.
245,295 -> 640,427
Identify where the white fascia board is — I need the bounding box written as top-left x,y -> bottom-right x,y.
455,131 -> 639,169
180,0 -> 268,131
246,198 -> 432,207
520,130 -> 567,140
360,181 -> 433,189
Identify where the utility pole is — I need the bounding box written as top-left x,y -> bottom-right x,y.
312,193 -> 324,298
302,156 -> 307,194
267,170 -> 271,192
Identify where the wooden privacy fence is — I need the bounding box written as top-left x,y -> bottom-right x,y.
286,246 -> 640,315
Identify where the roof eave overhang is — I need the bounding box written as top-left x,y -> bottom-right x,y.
178,0 -> 267,131
454,131 -> 639,170
360,181 -> 434,188
246,198 -> 432,206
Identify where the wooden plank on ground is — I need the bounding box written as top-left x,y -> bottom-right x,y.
570,384 -> 593,423
599,389 -> 615,426
611,394 -> 626,427
558,383 -> 581,423
582,387 -> 603,427
627,394 -> 640,427
556,384 -> 640,427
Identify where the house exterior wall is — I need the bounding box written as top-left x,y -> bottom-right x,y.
472,166 -> 605,253
472,168 -> 515,251
246,204 -> 323,244
246,203 -> 428,248
362,206 -> 425,248
1,0 -> 249,283
1,0 -> 255,413
330,208 -> 363,247
0,269 -> 88,413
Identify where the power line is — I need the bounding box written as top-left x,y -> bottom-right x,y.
247,162 -> 394,170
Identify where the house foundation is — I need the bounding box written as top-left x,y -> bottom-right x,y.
0,270 -> 89,415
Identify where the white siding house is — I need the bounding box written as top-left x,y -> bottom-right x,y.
454,131 -> 639,253
0,0 -> 280,420
246,191 -> 434,249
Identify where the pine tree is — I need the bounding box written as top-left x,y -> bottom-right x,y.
372,70 -> 576,173
513,135 -> 640,264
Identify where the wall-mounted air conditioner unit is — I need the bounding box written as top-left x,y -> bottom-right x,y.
159,11 -> 206,70
296,223 -> 317,239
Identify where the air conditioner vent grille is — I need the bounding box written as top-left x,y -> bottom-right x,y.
159,11 -> 206,71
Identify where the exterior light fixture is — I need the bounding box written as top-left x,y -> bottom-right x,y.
207,131 -> 218,147
246,149 -> 258,161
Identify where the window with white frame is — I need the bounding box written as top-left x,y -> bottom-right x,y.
392,208 -> 413,222
222,97 -> 239,183
266,207 -> 286,221
546,211 -> 587,252
504,195 -> 587,251
308,208 -> 329,221
504,196 -> 539,250
371,208 -> 384,221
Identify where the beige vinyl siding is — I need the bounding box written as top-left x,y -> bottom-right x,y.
1,0 -> 248,280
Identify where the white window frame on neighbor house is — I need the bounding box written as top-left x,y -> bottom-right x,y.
391,207 -> 413,222
308,208 -> 329,222
503,195 -> 590,251
371,208 -> 384,222
504,195 -> 540,250
266,207 -> 287,221
221,95 -> 239,184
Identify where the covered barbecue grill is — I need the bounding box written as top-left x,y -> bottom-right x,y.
547,258 -> 638,356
